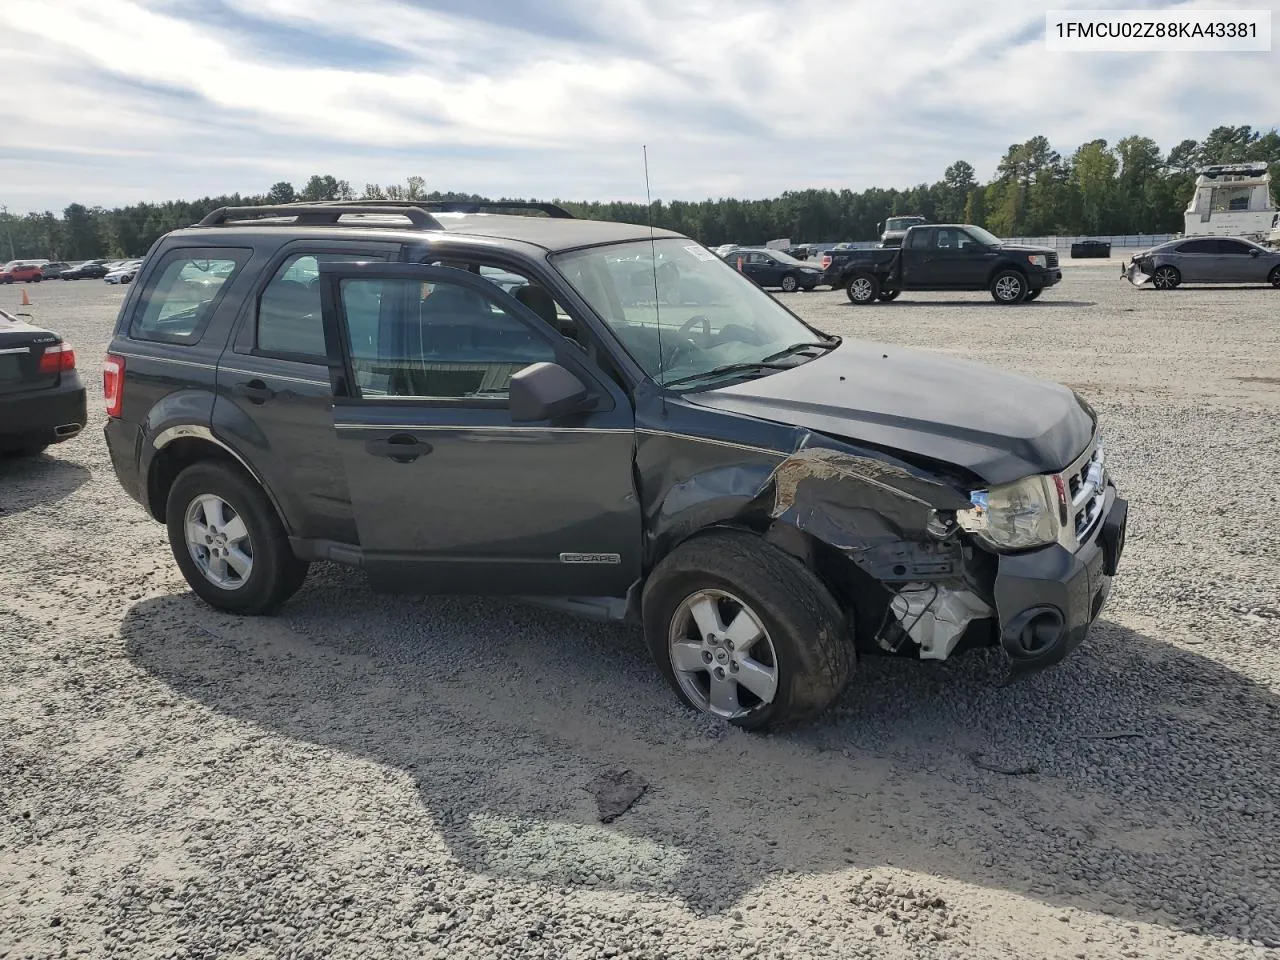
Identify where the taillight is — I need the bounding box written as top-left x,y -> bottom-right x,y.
820,255 -> 832,269
38,342 -> 76,374
103,354 -> 124,417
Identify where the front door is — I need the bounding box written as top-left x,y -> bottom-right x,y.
318,262 -> 642,596
1213,238 -> 1267,282
925,227 -> 997,287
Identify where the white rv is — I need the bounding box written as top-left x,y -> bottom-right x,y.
1184,163 -> 1278,246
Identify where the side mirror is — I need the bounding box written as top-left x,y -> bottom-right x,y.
509,361 -> 590,422
1250,248 -> 1261,257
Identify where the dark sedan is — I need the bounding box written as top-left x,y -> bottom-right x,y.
60,259 -> 111,280
1124,236 -> 1280,289
730,248 -> 824,292
0,308 -> 87,456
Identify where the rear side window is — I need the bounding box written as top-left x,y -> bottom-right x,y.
130,248 -> 250,344
257,252 -> 388,362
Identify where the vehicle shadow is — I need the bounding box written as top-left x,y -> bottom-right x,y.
847,299 -> 1098,308
121,571 -> 1279,943
0,451 -> 91,518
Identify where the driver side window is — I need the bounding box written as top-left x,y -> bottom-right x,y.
338,276 -> 555,400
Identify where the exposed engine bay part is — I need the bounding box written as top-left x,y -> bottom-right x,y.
887,581 -> 994,661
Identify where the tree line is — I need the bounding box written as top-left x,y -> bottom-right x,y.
3,125 -> 1277,261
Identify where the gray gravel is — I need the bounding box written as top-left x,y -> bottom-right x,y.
2,264 -> 1279,959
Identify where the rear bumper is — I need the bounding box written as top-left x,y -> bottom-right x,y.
0,375 -> 88,447
104,417 -> 147,508
992,486 -> 1127,674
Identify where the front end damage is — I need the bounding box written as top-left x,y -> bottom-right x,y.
1123,254 -> 1153,286
752,434 -> 1125,675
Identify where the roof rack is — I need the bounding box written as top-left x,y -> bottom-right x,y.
328,200 -> 576,219
197,203 -> 444,230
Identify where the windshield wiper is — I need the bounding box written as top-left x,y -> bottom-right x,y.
761,338 -> 840,362
662,361 -> 792,389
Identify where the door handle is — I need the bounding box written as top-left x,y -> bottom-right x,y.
364,433 -> 433,463
233,379 -> 275,404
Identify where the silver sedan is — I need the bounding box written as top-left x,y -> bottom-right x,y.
1123,236 -> 1280,290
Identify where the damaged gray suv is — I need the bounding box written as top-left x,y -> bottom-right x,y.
103,200 -> 1128,729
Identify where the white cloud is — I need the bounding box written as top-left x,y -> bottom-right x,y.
0,0 -> 1276,212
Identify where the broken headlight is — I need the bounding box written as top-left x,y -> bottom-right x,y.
957,475 -> 1060,550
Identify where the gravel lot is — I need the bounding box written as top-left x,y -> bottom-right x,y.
3,263 -> 1279,960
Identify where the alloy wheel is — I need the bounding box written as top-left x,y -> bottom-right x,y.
668,588 -> 779,720
184,494 -> 253,590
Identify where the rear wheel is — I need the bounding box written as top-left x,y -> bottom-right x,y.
1152,265 -> 1181,290
780,273 -> 798,293
877,289 -> 900,302
846,273 -> 880,304
990,270 -> 1027,303
642,530 -> 855,730
166,461 -> 309,615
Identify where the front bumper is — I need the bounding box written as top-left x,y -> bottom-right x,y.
0,375 -> 88,448
991,486 -> 1128,674
1033,269 -> 1063,289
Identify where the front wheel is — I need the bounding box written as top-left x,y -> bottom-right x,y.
990,270 -> 1027,303
780,273 -> 798,293
166,461 -> 309,615
1024,288 -> 1042,301
846,273 -> 880,304
1268,266 -> 1280,288
642,530 -> 855,730
1152,265 -> 1180,290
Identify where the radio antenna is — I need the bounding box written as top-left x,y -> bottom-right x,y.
643,145 -> 666,407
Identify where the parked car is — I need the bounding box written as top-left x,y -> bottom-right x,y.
0,307 -> 87,456
878,216 -> 927,247
0,261 -> 49,283
1070,240 -> 1111,259
1122,236 -> 1280,289
730,248 -> 824,292
104,259 -> 144,284
821,224 -> 1062,304
60,259 -> 112,280
41,261 -> 72,279
102,199 -> 1127,730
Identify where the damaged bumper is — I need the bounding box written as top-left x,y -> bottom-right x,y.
993,486 -> 1128,675
1123,259 -> 1151,286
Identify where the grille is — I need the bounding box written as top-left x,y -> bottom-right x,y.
1060,439 -> 1106,547
1046,251 -> 1060,269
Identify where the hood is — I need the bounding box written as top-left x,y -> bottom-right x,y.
686,341 -> 1095,486
994,243 -> 1055,256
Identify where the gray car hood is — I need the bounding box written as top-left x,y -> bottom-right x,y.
686,340 -> 1095,485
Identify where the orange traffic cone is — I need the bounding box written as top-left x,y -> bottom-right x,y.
20,288 -> 31,306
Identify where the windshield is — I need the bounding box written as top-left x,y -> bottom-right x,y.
766,249 -> 809,266
965,225 -> 1003,245
885,218 -> 920,231
552,238 -> 827,387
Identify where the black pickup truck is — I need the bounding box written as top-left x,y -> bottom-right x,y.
821,224 -> 1062,304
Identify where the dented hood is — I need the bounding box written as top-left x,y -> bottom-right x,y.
686,340 -> 1095,485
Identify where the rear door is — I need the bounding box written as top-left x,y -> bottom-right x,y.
1212,238 -> 1266,282
318,262 -> 642,596
214,240 -> 400,545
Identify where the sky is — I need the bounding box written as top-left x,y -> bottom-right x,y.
1,0 -> 1277,214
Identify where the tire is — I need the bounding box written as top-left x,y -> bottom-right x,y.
1024,288 -> 1041,301
990,270 -> 1027,303
780,273 -> 798,293
642,530 -> 855,731
165,461 -> 309,615
1151,265 -> 1180,290
1268,266 -> 1280,288
845,272 -> 880,305
877,289 -> 900,302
